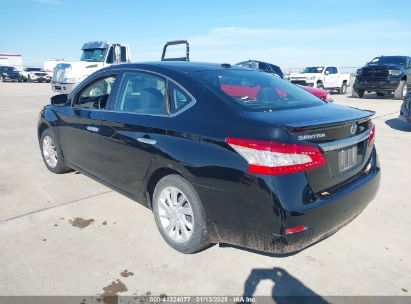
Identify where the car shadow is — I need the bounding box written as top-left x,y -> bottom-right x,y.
241,267 -> 327,303
385,118 -> 411,132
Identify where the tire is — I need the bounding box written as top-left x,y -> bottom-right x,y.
40,129 -> 71,174
152,174 -> 210,254
376,92 -> 385,97
394,81 -> 407,100
339,82 -> 347,94
352,89 -> 364,98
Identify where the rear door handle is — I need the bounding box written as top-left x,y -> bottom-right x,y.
137,137 -> 157,145
86,126 -> 99,132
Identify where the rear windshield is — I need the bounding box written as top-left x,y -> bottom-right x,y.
194,69 -> 324,111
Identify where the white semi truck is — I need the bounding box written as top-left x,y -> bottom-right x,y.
51,41 -> 130,94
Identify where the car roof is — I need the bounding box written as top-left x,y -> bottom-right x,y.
106,61 -> 246,74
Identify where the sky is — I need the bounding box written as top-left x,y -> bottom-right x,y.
1,0 -> 410,69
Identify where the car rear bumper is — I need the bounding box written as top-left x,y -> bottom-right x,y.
203,148 -> 380,254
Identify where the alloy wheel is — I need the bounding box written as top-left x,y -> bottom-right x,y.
157,186 -> 194,243
42,135 -> 58,168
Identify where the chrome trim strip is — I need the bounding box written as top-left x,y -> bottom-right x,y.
86,126 -> 99,132
319,130 -> 371,152
137,138 -> 157,145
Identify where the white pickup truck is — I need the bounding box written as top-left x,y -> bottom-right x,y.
287,66 -> 351,94
51,41 -> 130,94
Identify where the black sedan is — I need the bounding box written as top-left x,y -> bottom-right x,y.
0,66 -> 24,82
400,89 -> 411,123
37,62 -> 380,254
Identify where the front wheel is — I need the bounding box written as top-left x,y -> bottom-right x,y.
339,82 -> 347,94
152,174 -> 210,254
40,129 -> 71,174
394,81 -> 407,100
352,89 -> 364,98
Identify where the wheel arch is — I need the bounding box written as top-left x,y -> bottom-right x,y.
37,122 -> 50,139
144,166 -> 191,210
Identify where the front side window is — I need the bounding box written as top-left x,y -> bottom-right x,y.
325,67 -> 338,74
75,75 -> 116,109
195,69 -> 324,111
302,67 -> 324,73
114,72 -> 166,115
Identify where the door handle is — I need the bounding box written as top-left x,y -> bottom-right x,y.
137,137 -> 157,145
86,126 -> 99,132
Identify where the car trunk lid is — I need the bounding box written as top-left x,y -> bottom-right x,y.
240,104 -> 375,193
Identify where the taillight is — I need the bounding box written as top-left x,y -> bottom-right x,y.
368,122 -> 375,146
225,138 -> 325,175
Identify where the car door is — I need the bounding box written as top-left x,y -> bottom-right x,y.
406,57 -> 411,86
324,67 -> 337,88
57,73 -> 119,177
99,71 -> 170,196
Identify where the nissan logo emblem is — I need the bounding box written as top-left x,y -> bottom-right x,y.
350,123 -> 358,135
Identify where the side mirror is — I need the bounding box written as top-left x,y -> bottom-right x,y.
51,94 -> 68,106
325,71 -> 330,75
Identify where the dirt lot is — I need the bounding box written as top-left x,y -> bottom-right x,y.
0,82 -> 410,299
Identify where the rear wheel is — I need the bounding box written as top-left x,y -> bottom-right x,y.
40,129 -> 71,174
394,81 -> 407,100
152,174 -> 210,254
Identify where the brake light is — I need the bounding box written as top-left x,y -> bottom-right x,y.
368,122 -> 375,145
225,138 -> 325,175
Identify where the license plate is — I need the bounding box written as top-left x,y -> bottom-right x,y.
338,145 -> 358,171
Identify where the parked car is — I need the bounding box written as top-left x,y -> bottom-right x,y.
38,62 -> 380,254
0,65 -> 24,82
236,60 -> 284,78
235,60 -> 331,101
399,89 -> 411,123
299,85 -> 332,102
353,56 -> 411,99
51,41 -> 131,94
21,67 -> 51,83
287,66 -> 351,94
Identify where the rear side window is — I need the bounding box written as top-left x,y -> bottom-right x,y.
114,72 -> 167,115
168,82 -> 192,114
195,69 -> 324,111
